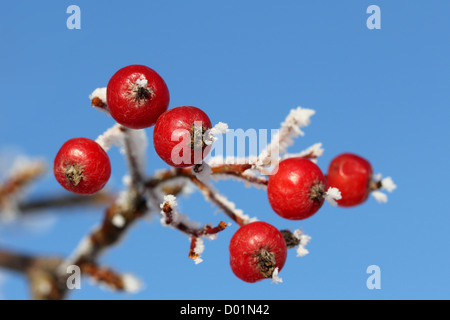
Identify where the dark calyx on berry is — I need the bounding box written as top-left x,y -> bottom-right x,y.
65,164 -> 83,186
309,179 -> 326,202
129,81 -> 153,104
254,248 -> 277,279
190,124 -> 208,150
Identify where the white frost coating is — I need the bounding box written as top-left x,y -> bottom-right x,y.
204,122 -> 229,146
257,107 -> 315,167
160,195 -> 178,227
213,192 -> 258,224
293,229 -> 312,258
324,187 -> 342,206
371,174 -> 397,203
161,194 -> 178,209
122,129 -> 148,178
371,191 -> 388,203
206,155 -> 250,166
296,246 -> 310,258
71,236 -> 94,257
57,236 -> 95,276
115,189 -> 130,207
7,156 -> 46,179
112,214 -> 126,228
95,124 -> 124,151
381,176 -> 397,193
89,87 -> 107,104
159,195 -> 200,230
209,170 -> 268,191
271,267 -> 283,284
281,142 -> 324,163
135,78 -> 148,88
192,237 -> 205,264
0,157 -> 46,222
193,162 -> 212,183
122,274 -> 143,293
240,170 -> 268,190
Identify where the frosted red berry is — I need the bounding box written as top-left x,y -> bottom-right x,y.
54,138 -> 111,195
153,106 -> 212,168
106,64 -> 170,129
267,157 -> 328,220
229,221 -> 287,283
326,153 -> 373,207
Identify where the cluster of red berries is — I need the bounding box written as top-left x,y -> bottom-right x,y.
53,64 -> 381,284
54,65 -> 212,195
230,153 -> 376,283
267,153 -> 374,220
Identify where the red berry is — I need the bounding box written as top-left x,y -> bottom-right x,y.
153,106 -> 212,168
54,138 -> 111,195
326,153 -> 373,207
267,158 -> 328,220
229,221 -> 287,283
106,65 -> 170,129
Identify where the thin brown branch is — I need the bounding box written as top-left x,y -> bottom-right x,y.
0,247 -> 66,300
121,127 -> 146,188
0,161 -> 46,206
18,192 -> 114,213
63,189 -> 147,268
0,247 -> 138,299
145,163 -> 267,191
80,263 -> 131,292
161,200 -> 228,238
189,176 -> 247,226
0,248 -> 36,273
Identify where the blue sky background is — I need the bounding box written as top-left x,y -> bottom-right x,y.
0,1 -> 449,300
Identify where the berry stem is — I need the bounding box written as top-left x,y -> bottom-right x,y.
369,179 -> 383,191
280,229 -> 301,249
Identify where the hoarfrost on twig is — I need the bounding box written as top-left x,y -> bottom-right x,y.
293,229 -> 312,258
256,106 -> 315,168
271,267 -> 283,284
324,187 -> 342,207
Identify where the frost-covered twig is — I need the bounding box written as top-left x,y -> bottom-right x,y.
280,229 -> 312,257
58,188 -> 147,275
192,162 -> 212,183
189,176 -> 257,226
0,158 -> 47,221
256,106 -> 315,168
160,195 -> 228,264
81,262 -> 142,293
146,163 -> 267,192
0,247 -> 66,300
203,122 -> 229,146
0,159 -> 46,203
0,246 -> 142,299
271,267 -> 283,284
95,124 -> 124,152
121,127 -> 148,188
18,192 -> 114,213
160,195 -> 199,232
370,174 -> 397,203
280,142 -> 324,164
89,87 -> 109,114
160,194 -> 228,238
